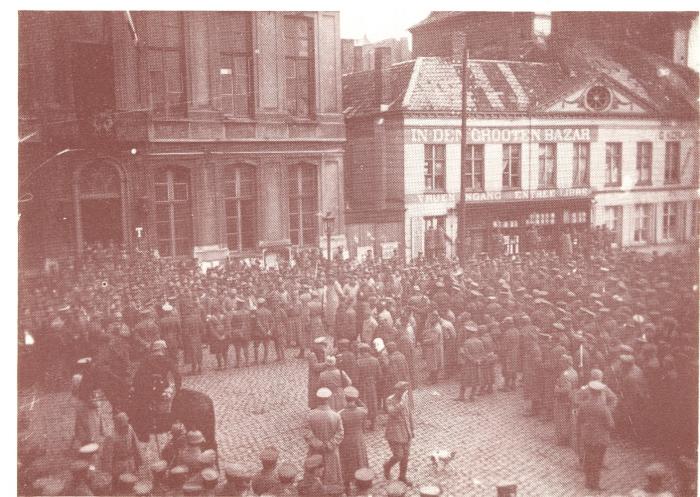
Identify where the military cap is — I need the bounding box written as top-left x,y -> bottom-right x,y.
313,336 -> 329,345
186,430 -> 205,445
645,463 -> 667,479
358,342 -> 371,351
304,454 -> 324,470
201,467 -> 219,482
620,354 -> 635,363
119,473 -> 138,486
344,386 -> 360,399
354,468 -> 374,483
316,387 -> 333,399
418,484 -> 442,496
502,316 -> 514,325
199,449 -> 217,467
225,463 -> 254,481
552,322 -> 566,332
588,380 -> 605,391
589,292 -> 602,299
260,446 -> 279,463
134,481 -> 153,496
277,463 -> 298,481
618,345 -> 634,354
386,480 -> 409,496
78,442 -> 99,456
394,380 -> 410,390
183,481 -> 204,495
150,460 -> 168,474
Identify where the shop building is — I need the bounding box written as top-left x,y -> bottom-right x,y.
342,38 -> 698,261
19,11 -> 346,268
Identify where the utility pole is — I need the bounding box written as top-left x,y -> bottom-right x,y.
458,33 -> 470,263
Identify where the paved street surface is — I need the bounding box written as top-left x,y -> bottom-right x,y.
20,352 -> 675,496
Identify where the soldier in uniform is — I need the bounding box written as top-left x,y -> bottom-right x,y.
159,303 -> 181,366
252,298 -> 275,364
251,447 -> 281,496
456,322 -> 484,402
133,308 -> 160,361
577,380 -> 614,491
338,387 -> 368,496
180,296 -> 204,374
336,339 -> 357,386
296,455 -> 327,497
229,300 -> 251,368
553,355 -> 579,446
319,356 -> 352,412
499,316 -> 520,391
355,343 -> 381,430
304,388 -> 345,495
478,325 -> 497,395
383,381 -> 413,486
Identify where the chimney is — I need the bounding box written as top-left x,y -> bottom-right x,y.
374,46 -> 392,110
353,45 -> 364,72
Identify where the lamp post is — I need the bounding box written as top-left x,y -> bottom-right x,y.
321,211 -> 335,269
457,33 -> 470,263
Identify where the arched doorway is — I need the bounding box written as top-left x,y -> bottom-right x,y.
78,160 -> 123,246
154,167 -> 193,257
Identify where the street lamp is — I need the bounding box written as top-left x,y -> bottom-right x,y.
321,211 -> 335,268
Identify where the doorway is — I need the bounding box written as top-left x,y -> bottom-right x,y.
80,198 -> 122,245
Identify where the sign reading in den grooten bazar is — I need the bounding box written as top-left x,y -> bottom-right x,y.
406,126 -> 599,144
407,188 -> 591,204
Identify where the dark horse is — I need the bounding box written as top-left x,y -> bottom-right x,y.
96,367 -> 217,452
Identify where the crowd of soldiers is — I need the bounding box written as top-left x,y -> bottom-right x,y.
18,240 -> 698,495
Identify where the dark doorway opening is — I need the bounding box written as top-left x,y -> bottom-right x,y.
81,199 -> 122,245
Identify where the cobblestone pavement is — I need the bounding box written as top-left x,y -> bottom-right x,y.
20,351 -> 676,496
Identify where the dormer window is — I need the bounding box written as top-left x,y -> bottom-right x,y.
585,85 -> 612,112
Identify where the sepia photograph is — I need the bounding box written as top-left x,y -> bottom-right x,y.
16,6 -> 699,496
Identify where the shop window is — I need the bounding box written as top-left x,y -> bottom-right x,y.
664,141 -> 681,184
134,11 -> 186,117
633,203 -> 654,243
285,16 -> 313,117
502,144 -> 521,189
214,12 -> 252,117
604,206 -> 623,245
636,142 -> 652,185
154,167 -> 193,257
572,142 -> 590,187
563,210 -> 588,224
605,142 -> 622,186
288,164 -> 318,246
538,143 -> 556,188
464,144 -> 484,191
662,202 -> 684,240
425,144 -> 446,191
224,165 -> 256,251
527,212 -> 555,225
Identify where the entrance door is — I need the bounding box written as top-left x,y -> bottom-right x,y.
80,198 -> 122,245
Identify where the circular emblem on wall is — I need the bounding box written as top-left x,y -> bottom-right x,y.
584,86 -> 612,112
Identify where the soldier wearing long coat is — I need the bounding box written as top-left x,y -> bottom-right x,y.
180,300 -> 204,374
355,344 -> 381,430
553,355 -> 579,445
305,389 -> 345,495
500,317 -> 521,391
319,358 -> 352,412
307,342 -> 327,409
338,388 -> 368,495
422,312 -> 444,384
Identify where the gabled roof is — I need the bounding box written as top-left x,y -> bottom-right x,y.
342,36 -> 699,119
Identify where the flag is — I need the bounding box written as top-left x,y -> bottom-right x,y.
125,11 -> 139,46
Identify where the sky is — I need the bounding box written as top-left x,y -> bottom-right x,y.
339,7 -> 431,46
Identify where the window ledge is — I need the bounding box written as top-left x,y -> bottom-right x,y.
501,186 -> 521,191
423,189 -> 449,195
635,182 -> 653,187
572,184 -> 590,188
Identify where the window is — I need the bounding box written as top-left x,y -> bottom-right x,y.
572,143 -> 590,187
424,144 -> 446,191
502,144 -> 521,189
636,142 -> 652,185
224,166 -> 256,251
634,204 -> 654,243
563,210 -> 588,224
214,13 -> 252,117
288,164 -> 318,246
154,168 -> 192,257
538,143 -> 556,188
662,202 -> 684,240
527,212 -> 555,225
134,12 -> 186,117
285,16 -> 313,117
605,142 -> 622,186
665,142 -> 681,184
464,144 -> 484,190
604,206 -> 623,244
